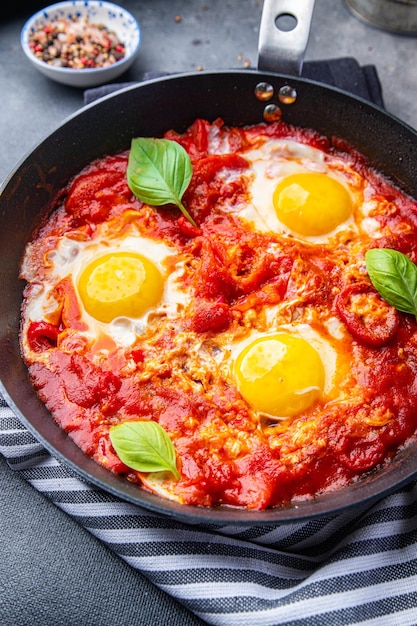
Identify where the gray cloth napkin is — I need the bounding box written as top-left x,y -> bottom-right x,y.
83,58 -> 384,106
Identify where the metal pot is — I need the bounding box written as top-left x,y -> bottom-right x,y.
345,0 -> 417,34
2,0 -> 417,524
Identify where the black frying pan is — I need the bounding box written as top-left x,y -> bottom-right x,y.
1,1 -> 417,525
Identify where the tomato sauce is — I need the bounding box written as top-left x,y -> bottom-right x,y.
20,118 -> 417,510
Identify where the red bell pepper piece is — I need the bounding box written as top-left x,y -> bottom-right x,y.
335,282 -> 399,348
27,321 -> 60,352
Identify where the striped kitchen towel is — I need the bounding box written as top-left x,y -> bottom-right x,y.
1,394 -> 416,626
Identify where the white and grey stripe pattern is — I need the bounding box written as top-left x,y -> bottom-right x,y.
1,394 -> 417,626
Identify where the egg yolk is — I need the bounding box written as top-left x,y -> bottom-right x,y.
78,252 -> 164,323
234,333 -> 325,418
273,172 -> 353,236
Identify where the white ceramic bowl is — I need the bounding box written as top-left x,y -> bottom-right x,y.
21,1 -> 141,88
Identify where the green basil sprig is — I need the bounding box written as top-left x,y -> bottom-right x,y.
365,248 -> 417,318
127,137 -> 197,227
109,421 -> 180,479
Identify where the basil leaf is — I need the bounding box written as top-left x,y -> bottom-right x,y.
127,137 -> 197,227
109,421 -> 180,479
365,248 -> 417,317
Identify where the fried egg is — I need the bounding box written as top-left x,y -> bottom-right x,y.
234,139 -> 365,243
224,322 -> 351,420
24,228 -> 187,349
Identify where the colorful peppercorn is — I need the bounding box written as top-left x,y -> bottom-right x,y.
28,15 -> 126,69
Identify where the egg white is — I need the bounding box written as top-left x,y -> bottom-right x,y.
25,231 -> 188,349
220,322 -> 350,407
230,139 -> 364,243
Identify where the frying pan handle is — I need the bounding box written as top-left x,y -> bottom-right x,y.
257,0 -> 316,75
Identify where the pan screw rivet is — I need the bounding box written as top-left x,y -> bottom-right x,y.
263,104 -> 282,123
278,85 -> 297,105
255,82 -> 274,101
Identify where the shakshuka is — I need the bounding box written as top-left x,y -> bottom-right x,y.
19,117 -> 417,510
